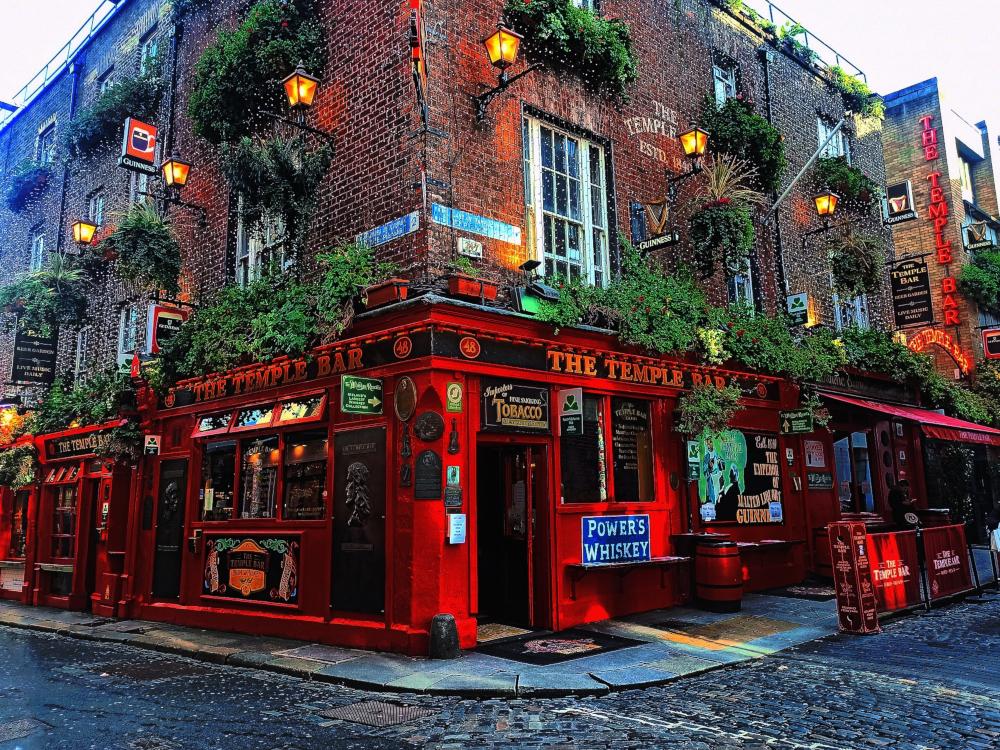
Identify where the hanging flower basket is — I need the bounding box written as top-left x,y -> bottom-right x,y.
447,273 -> 499,302
364,279 -> 409,308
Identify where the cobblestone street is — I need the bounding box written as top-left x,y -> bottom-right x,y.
1,596 -> 998,749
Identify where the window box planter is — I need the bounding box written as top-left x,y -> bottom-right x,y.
364,279 -> 409,309
447,274 -> 499,302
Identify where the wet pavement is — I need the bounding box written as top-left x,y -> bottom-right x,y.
0,591 -> 999,748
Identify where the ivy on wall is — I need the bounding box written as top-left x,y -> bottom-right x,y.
700,96 -> 786,193
827,222 -> 885,300
0,254 -> 90,338
678,381 -> 744,438
959,248 -> 1000,310
813,156 -> 882,210
503,0 -> 639,102
4,160 -> 50,213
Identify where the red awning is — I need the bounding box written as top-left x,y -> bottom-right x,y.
821,392 -> 1000,447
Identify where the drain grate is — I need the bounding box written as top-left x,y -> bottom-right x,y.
317,701 -> 436,727
0,718 -> 45,742
103,660 -> 210,682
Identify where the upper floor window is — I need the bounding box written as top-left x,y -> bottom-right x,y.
118,305 -> 140,364
572,0 -> 599,9
236,213 -> 285,286
713,64 -> 737,106
89,190 -> 105,227
75,327 -> 91,384
36,124 -> 56,165
728,263 -> 754,306
523,116 -> 610,287
834,293 -> 869,330
139,29 -> 159,74
959,157 -> 974,202
818,118 -> 849,161
30,228 -> 45,271
131,171 -> 151,205
98,67 -> 115,94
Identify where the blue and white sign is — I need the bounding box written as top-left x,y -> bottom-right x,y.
581,515 -> 651,565
431,203 -> 522,246
356,211 -> 420,248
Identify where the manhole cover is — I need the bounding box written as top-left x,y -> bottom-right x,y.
103,660 -> 210,682
0,718 -> 46,742
317,701 -> 436,727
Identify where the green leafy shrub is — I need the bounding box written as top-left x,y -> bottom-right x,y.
97,203 -> 182,296
678,381 -> 744,438
0,254 -> 90,337
688,200 -> 754,281
779,22 -> 819,65
959,248 -> 1000,310
828,224 -> 885,300
221,136 -> 331,263
188,0 -> 326,145
4,160 -> 50,212
28,367 -> 137,436
814,156 -> 882,208
0,444 -> 37,489
838,326 -> 933,384
700,96 -> 786,193
826,65 -> 884,120
315,242 -> 399,333
61,61 -> 165,160
503,0 -> 639,102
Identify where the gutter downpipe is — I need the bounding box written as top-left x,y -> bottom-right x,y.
55,60 -> 82,257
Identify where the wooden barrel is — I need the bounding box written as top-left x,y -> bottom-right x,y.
814,527 -> 833,579
695,541 -> 742,613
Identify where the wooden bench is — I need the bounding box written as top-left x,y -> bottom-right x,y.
565,556 -> 690,600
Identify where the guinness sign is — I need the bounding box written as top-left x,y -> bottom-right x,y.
885,181 -> 918,224
964,221 -> 995,251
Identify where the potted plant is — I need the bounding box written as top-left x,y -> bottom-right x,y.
446,256 -> 499,302
364,278 -> 409,308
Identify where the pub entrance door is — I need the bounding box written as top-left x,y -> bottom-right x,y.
476,445 -> 550,628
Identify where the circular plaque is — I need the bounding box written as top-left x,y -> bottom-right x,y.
669,471 -> 680,490
394,377 -> 417,422
414,411 -> 445,441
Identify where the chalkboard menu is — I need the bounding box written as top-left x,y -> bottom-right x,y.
610,398 -> 653,502
10,327 -> 57,385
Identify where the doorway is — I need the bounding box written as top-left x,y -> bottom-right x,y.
476,445 -> 549,629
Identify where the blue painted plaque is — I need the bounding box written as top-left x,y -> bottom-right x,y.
431,203 -> 522,246
581,514 -> 651,565
356,212 -> 420,248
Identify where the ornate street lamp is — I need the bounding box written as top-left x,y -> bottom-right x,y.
161,149 -> 192,188
283,60 -> 320,110
473,23 -> 542,123
71,218 -> 98,245
813,187 -> 840,217
678,126 -> 710,159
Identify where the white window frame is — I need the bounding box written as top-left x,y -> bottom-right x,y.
75,327 -> 91,383
30,229 -> 45,271
36,124 -> 56,166
139,28 -> 159,75
834,292 -> 869,330
728,263 -> 754,306
98,66 -> 115,94
959,157 -> 974,203
89,191 -> 105,227
523,116 -> 610,287
236,209 -> 286,286
713,64 -> 737,107
572,0 -> 599,9
118,306 -> 139,364
818,118 -> 850,162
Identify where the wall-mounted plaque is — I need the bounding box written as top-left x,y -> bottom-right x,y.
414,450 -> 442,499
444,486 -> 463,508
890,260 -> 933,328
481,378 -> 550,433
414,411 -> 445,441
394,377 -> 417,421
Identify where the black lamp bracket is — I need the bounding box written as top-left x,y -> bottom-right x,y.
139,190 -> 208,227
473,64 -> 544,123
666,161 -> 703,202
259,110 -> 336,146
801,219 -> 848,247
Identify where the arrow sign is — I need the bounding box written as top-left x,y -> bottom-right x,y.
341,375 -> 384,415
779,409 -> 813,435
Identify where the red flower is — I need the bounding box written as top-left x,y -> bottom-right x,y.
645,307 -> 650,313
727,322 -> 735,328
639,295 -> 645,302
752,338 -> 758,343
737,329 -> 745,337
736,94 -> 742,99
631,306 -> 637,311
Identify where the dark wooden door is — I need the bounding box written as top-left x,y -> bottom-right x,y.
528,445 -> 551,629
152,459 -> 188,599
331,427 -> 386,615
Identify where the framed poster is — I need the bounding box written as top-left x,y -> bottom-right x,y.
698,430 -> 783,525
480,378 -> 550,433
203,535 -> 300,605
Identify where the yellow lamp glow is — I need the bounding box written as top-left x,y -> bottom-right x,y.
483,24 -> 522,71
283,61 -> 320,108
161,150 -> 192,188
71,218 -> 97,245
678,126 -> 709,158
814,188 -> 839,216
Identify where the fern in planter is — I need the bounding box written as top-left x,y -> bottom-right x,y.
814,156 -> 881,209
188,0 -> 326,144
0,253 -> 89,337
959,248 -> 1000,310
61,61 -> 165,160
700,96 -> 786,193
503,0 -> 639,102
0,444 -> 38,490
826,65 -> 884,120
97,203 -> 182,296
779,22 -> 820,66
677,381 -> 744,438
689,157 -> 763,281
221,136 -> 331,267
828,222 -> 885,300
4,160 -> 50,212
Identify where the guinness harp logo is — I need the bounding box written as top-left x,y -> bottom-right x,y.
889,195 -> 908,214
643,198 -> 670,237
967,221 -> 988,242
885,181 -> 917,224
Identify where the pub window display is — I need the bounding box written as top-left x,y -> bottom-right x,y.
283,429 -> 328,520
201,441 -> 236,521
698,430 -> 784,524
9,490 -> 29,558
240,436 -> 280,519
51,485 -> 78,558
561,395 -> 606,503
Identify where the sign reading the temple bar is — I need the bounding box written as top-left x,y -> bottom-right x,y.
890,260 -> 934,328
983,329 -> 1000,359
10,326 -> 57,385
146,304 -> 189,354
341,375 -> 383,415
203,536 -> 299,605
119,118 -> 159,176
581,515 -> 651,565
45,427 -> 115,460
481,378 -> 550,433
698,430 -> 784,525
884,180 -> 918,224
828,521 -> 880,634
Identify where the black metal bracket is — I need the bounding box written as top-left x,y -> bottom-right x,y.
666,162 -> 703,203
801,219 -> 848,247
473,64 -> 544,123
259,110 -> 336,146
139,191 -> 208,227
